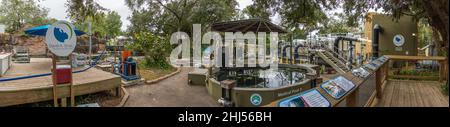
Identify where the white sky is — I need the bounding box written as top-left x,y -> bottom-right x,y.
37,0 -> 254,31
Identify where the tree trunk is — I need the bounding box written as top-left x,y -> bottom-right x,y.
421,0 -> 449,56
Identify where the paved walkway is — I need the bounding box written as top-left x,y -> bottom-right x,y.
124,67 -> 219,107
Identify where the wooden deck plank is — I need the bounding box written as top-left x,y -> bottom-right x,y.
418,83 -> 432,107
411,83 -> 427,107
390,81 -> 401,107
402,82 -> 412,106
382,80 -> 394,107
423,83 -> 441,106
409,81 -> 423,107
375,80 -> 449,107
428,84 -> 448,106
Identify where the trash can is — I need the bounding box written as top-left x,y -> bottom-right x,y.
55,65 -> 71,84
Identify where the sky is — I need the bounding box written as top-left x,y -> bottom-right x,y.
37,0 -> 254,31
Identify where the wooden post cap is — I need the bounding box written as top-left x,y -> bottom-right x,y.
220,80 -> 236,89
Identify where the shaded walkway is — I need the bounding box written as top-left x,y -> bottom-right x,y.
124,67 -> 219,107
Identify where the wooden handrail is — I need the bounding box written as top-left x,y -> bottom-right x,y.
385,55 -> 447,61
385,55 -> 448,82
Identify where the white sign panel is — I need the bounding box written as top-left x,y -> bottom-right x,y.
393,34 -> 405,47
45,20 -> 77,56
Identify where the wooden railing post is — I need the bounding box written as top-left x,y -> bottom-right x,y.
439,59 -> 448,82
346,87 -> 359,107
375,64 -> 383,99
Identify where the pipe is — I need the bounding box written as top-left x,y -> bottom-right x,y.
348,41 -> 353,69
0,50 -> 107,82
334,37 -> 341,53
372,24 -> 382,60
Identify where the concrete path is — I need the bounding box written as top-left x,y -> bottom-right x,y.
124,67 -> 219,107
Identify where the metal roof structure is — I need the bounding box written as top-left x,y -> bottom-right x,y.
211,18 -> 287,33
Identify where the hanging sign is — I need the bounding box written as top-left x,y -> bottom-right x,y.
45,20 -> 77,56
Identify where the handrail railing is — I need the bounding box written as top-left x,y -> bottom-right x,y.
329,47 -> 348,63
383,55 -> 448,82
323,47 -> 349,69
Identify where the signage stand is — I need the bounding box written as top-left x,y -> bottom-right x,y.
51,54 -> 57,107
46,20 -> 78,107
51,53 -> 75,107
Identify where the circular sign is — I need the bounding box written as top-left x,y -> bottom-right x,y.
393,34 -> 405,47
250,93 -> 262,106
45,20 -> 77,56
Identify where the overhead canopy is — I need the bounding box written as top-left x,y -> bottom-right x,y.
212,18 -> 287,33
24,25 -> 85,36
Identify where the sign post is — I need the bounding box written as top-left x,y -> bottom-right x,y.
45,20 -> 77,107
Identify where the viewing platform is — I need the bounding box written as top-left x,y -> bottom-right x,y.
0,58 -> 121,107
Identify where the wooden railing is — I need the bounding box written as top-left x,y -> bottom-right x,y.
266,55 -> 448,107
374,55 -> 447,98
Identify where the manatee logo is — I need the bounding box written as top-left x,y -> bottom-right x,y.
53,22 -> 74,43
250,93 -> 262,106
393,34 -> 405,47
395,36 -> 401,42
45,20 -> 77,56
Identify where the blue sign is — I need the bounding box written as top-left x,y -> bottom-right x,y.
250,93 -> 262,106
393,34 -> 405,47
45,20 -> 77,56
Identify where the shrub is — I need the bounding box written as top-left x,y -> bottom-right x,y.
127,32 -> 172,69
443,81 -> 449,96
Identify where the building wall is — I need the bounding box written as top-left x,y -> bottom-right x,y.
364,12 -> 418,56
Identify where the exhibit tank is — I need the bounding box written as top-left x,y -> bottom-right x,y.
206,64 -> 318,107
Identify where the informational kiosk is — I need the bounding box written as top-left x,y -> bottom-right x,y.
45,20 -> 77,107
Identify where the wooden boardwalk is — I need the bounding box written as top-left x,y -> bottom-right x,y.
374,80 -> 449,107
0,58 -> 121,107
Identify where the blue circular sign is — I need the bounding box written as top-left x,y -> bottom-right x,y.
250,93 -> 262,106
45,20 -> 77,56
393,34 -> 405,47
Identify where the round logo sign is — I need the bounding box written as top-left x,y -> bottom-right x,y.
250,93 -> 262,106
45,20 -> 77,56
393,34 -> 405,47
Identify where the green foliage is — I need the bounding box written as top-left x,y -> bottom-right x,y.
443,81 -> 449,96
66,0 -> 122,39
125,0 -> 238,69
65,0 -> 107,24
128,32 -> 172,69
417,19 -> 433,48
105,11 -> 122,38
318,13 -> 354,34
0,0 -> 49,33
242,1 -> 273,20
125,0 -> 238,35
247,0 -> 335,32
398,70 -> 438,77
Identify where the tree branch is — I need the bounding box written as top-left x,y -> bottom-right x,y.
156,0 -> 182,21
